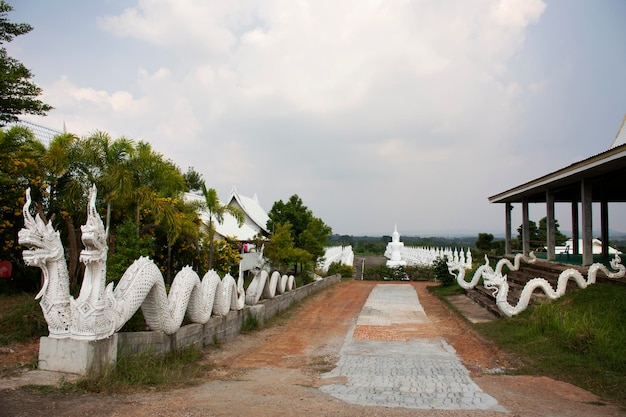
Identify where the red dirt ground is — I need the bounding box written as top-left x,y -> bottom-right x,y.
0,280 -> 623,417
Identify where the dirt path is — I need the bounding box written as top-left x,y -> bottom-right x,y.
0,280 -> 623,417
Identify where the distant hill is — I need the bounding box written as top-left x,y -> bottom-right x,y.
328,234 -> 478,248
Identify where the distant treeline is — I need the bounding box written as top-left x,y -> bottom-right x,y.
327,234 -> 481,255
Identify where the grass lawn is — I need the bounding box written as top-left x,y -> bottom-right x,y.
431,280 -> 626,408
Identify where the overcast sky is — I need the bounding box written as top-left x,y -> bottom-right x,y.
6,0 -> 626,237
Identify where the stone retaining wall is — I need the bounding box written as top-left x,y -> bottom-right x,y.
116,274 -> 341,356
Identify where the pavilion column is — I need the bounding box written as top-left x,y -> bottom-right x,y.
522,199 -> 530,256
546,190 -> 555,261
581,179 -> 593,265
505,203 -> 512,255
601,195 -> 609,258
571,201 -> 579,255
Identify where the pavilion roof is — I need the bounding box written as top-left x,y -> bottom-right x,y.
489,115 -> 626,204
610,114 -> 626,148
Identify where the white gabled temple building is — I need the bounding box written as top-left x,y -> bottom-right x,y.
214,187 -> 270,241
185,186 -> 270,242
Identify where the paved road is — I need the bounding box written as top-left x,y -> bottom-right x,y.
320,284 -> 505,411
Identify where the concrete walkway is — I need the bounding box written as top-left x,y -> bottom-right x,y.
320,284 -> 506,411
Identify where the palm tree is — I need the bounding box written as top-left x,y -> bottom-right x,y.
200,185 -> 244,270
126,141 -> 186,235
43,132 -> 84,288
0,126 -> 46,263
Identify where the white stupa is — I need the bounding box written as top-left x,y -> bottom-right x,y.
386,224 -> 407,267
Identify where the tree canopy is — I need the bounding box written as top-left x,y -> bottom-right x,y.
0,125 -> 240,292
515,216 -> 567,250
475,233 -> 494,251
0,1 -> 52,125
266,194 -> 332,272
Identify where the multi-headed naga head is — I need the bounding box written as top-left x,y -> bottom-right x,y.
483,269 -> 506,296
18,188 -> 63,269
80,185 -> 108,264
609,253 -> 624,273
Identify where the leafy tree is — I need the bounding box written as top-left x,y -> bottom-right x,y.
0,1 -> 52,125
125,141 -> 187,235
0,126 -> 45,270
264,222 -> 311,271
267,194 -> 331,271
16,129 -> 198,288
1,124 -> 212,292
337,234 -> 354,247
150,194 -> 202,283
475,233 -> 494,251
515,220 -> 539,250
211,236 -> 242,277
516,217 -> 567,250
267,194 -> 313,241
183,167 -> 204,193
106,218 -> 155,283
299,217 -> 332,263
538,217 -> 568,246
42,132 -> 148,287
263,222 -> 296,270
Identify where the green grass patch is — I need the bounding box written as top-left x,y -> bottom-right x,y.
0,293 -> 47,345
472,281 -> 626,408
427,282 -> 466,297
32,346 -> 208,394
241,312 -> 259,333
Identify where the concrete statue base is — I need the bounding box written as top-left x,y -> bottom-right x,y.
38,335 -> 118,376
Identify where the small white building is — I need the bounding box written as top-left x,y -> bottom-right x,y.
562,239 -> 621,255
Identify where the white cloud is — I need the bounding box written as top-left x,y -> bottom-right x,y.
529,80 -> 546,95
99,0 -> 238,53
24,0 -> 564,234
491,0 -> 546,28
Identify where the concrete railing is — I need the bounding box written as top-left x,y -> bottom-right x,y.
318,246 -> 354,273
39,274 -> 342,375
116,274 -> 342,356
399,246 -> 473,269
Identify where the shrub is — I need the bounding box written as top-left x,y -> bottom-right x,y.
362,264 -> 388,280
327,262 -> 354,278
107,219 -> 155,284
363,264 -> 408,280
405,265 -> 435,281
432,257 -> 454,286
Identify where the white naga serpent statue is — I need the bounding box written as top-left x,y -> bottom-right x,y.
448,252 -> 625,317
19,186 -> 248,341
245,249 -> 296,305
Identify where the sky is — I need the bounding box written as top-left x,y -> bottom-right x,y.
5,0 -> 626,237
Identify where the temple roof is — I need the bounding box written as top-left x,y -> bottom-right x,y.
610,114 -> 626,148
185,187 -> 270,241
226,186 -> 270,234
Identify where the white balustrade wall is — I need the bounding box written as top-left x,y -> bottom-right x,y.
397,246 -> 473,269
319,245 -> 354,273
